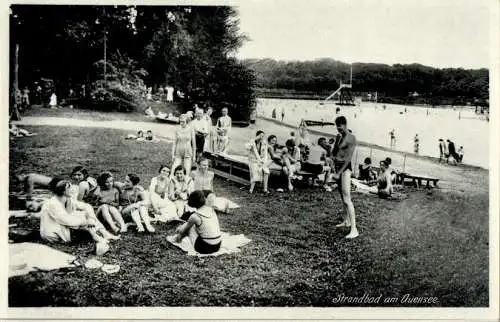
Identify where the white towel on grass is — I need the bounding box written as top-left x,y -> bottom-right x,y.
9,243 -> 77,277
167,233 -> 251,257
213,197 -> 240,213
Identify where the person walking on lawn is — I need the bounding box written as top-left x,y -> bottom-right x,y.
331,116 -> 359,239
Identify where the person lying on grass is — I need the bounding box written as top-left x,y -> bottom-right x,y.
92,172 -> 127,234
115,173 -> 155,233
192,158 -> 214,191
148,165 -> 178,222
169,166 -> 195,217
40,178 -> 116,255
9,123 -> 37,137
16,166 -> 96,210
125,130 -> 145,141
174,190 -> 222,255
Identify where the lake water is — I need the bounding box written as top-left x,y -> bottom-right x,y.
256,98 -> 489,169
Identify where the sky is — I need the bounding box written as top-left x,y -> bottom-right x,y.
234,0 -> 492,69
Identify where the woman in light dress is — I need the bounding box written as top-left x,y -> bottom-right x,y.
247,130 -> 269,194
149,165 -> 178,222
40,178 -> 112,255
203,106 -> 216,153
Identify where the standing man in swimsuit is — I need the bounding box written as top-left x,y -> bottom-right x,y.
331,116 -> 359,239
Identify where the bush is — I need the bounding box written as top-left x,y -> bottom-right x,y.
88,53 -> 149,112
89,81 -> 148,112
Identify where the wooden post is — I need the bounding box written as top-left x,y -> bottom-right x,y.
369,147 -> 373,160
10,44 -> 21,120
402,154 -> 407,173
354,149 -> 358,177
103,31 -> 107,86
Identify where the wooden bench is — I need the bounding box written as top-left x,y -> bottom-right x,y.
357,165 -> 405,185
399,173 -> 439,188
203,151 -> 322,187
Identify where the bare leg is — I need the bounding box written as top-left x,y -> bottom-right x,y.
139,206 -> 155,232
130,209 -> 145,232
109,206 -> 127,232
86,227 -> 108,243
323,168 -> 332,188
340,170 -> 358,238
263,173 -> 269,192
80,202 -> 119,240
249,181 -> 256,194
222,137 -> 229,154
283,167 -> 293,191
187,224 -> 199,247
97,204 -> 120,233
183,158 -> 192,178
335,174 -> 351,227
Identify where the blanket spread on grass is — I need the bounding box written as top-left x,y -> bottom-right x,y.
9,242 -> 76,277
167,233 -> 251,257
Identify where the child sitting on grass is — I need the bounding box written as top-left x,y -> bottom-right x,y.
93,172 -> 127,234
174,190 -> 222,254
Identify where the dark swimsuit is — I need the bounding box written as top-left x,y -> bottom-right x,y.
194,237 -> 221,254
332,134 -> 352,173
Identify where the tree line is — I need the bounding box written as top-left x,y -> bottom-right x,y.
243,58 -> 489,106
10,5 -> 256,120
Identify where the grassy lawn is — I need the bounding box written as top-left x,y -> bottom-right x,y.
8,125 -> 489,307
22,101 -> 180,122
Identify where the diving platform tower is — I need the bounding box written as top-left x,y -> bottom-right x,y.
323,64 -> 355,106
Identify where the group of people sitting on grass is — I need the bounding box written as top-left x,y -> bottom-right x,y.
125,129 -> 159,142
17,159 -> 224,255
356,157 -> 398,199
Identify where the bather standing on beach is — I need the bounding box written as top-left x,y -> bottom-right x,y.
331,116 -> 359,239
389,129 -> 396,149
